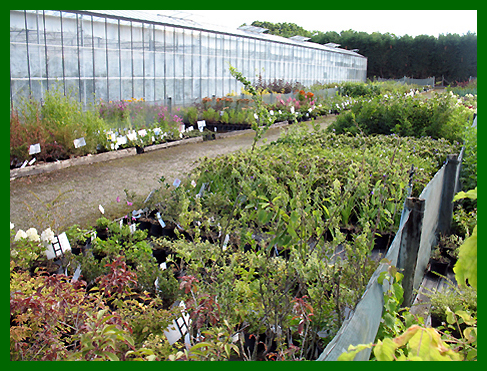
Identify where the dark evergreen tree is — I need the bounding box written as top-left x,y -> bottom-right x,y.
246,21 -> 477,82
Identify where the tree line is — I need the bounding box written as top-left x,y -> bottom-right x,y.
248,21 -> 477,83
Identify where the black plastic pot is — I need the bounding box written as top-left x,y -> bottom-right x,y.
428,259 -> 449,276
374,233 -> 395,250
152,249 -> 168,265
149,222 -> 163,238
95,228 -> 109,241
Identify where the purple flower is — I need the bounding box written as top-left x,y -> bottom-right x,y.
127,201 -> 133,206
116,196 -> 120,203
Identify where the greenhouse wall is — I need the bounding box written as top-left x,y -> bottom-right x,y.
10,10 -> 367,108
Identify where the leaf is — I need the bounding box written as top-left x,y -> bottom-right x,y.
445,307 -> 455,325
453,225 -> 477,289
453,187 -> 477,202
190,342 -> 212,351
374,338 -> 397,361
455,310 -> 476,326
463,327 -> 477,343
290,210 -> 299,225
337,343 -> 373,361
393,325 -> 421,348
104,352 -> 119,361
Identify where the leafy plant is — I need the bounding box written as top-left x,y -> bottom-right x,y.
452,188 -> 477,289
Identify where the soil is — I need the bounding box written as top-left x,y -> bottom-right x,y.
10,116 -> 336,232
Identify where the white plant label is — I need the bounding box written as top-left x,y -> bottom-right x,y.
159,262 -> 167,270
129,224 -> 136,234
58,232 -> 71,254
180,124 -> 185,133
223,234 -> 230,251
187,126 -> 194,132
116,135 -> 127,146
20,160 -> 28,169
98,204 -> 105,214
127,131 -> 137,141
28,158 -> 36,165
163,301 -> 191,345
156,212 -> 166,228
173,178 -> 181,188
73,137 -> 86,148
29,143 -> 41,155
197,120 -> 206,131
45,232 -> 72,260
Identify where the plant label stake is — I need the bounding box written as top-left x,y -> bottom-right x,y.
163,301 -> 191,345
144,189 -> 155,204
197,183 -> 206,198
45,232 -> 72,260
223,234 -> 230,251
20,160 -> 28,169
71,265 -> 82,283
28,157 -> 36,166
28,143 -> 41,155
73,137 -> 86,148
156,212 -> 166,228
197,120 -> 206,132
173,178 -> 181,188
116,135 -> 127,146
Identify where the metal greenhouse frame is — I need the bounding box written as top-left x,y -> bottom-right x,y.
10,10 -> 367,108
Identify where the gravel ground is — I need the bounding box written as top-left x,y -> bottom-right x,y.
10,116 -> 336,232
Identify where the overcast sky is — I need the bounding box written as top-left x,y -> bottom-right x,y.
144,10 -> 477,38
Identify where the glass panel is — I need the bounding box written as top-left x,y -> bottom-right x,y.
122,79 -> 133,100
145,79 -> 154,101
44,11 -> 62,46
133,79 -> 143,99
119,20 -> 131,49
64,46 -> 79,78
155,51 -> 165,79
10,43 -> 28,78
108,79 -> 121,101
10,10 -> 26,42
200,32 -> 208,55
132,24 -> 143,77
46,45 -> 63,79
155,76 -> 165,100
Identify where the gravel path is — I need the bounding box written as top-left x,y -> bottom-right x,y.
10,117 -> 335,232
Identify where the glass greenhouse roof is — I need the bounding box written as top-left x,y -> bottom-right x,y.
71,10 -> 364,58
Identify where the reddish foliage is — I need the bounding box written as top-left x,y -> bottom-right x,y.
96,256 -> 138,297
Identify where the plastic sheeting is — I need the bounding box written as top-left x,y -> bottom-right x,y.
317,152 -> 463,361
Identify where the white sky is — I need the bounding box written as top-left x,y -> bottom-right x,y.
144,10 -> 477,38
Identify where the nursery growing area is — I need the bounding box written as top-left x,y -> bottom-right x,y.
10,79 -> 477,361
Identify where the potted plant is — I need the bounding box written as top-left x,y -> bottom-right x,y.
428,245 -> 450,276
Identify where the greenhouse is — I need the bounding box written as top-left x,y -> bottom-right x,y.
10,10 -> 367,107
